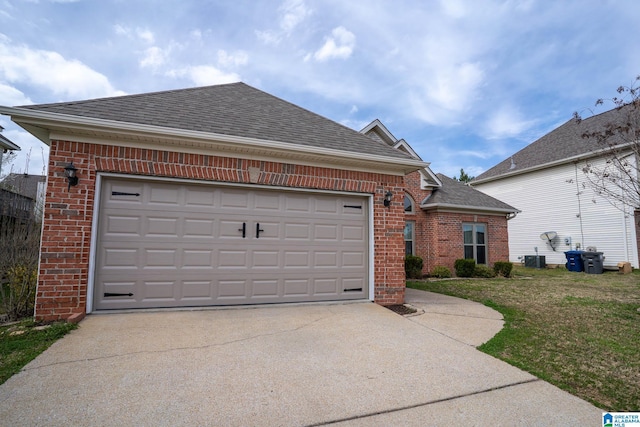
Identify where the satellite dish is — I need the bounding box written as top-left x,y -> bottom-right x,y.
540,231 -> 557,251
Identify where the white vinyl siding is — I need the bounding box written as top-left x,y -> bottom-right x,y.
473,159 -> 639,268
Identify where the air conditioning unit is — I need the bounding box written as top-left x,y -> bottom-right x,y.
525,255 -> 546,269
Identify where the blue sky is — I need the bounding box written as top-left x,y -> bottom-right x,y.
1,0 -> 639,179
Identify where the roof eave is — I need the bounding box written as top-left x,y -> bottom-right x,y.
0,133 -> 20,151
1,106 -> 427,175
472,143 -> 636,185
420,202 -> 520,215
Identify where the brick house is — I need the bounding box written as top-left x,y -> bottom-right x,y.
0,83 -> 427,322
360,120 -> 519,276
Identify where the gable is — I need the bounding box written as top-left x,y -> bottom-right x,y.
1,83 -> 427,175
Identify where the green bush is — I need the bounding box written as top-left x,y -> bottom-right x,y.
430,266 -> 451,278
493,261 -> 513,278
405,255 -> 424,279
474,264 -> 496,278
454,258 -> 476,277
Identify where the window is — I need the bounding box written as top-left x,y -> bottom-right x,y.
463,223 -> 486,264
404,221 -> 415,255
404,194 -> 415,213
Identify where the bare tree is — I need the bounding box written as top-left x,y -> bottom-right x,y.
574,76 -> 640,210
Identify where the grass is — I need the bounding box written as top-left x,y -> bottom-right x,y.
408,266 -> 640,411
0,320 -> 77,385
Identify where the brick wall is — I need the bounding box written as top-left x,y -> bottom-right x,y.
36,140 -> 406,321
403,170 -> 510,276
424,212 -> 510,274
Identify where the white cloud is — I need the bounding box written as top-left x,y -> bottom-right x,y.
279,0 -> 311,33
140,46 -> 167,69
166,65 -> 240,86
313,26 -> 355,62
483,107 -> 537,140
0,83 -> 32,106
114,25 -> 155,44
255,0 -> 311,45
429,62 -> 485,111
217,50 -> 249,68
136,28 -> 155,44
407,62 -> 485,125
0,37 -> 124,100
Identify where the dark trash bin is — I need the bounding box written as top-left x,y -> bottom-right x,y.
564,251 -> 584,272
581,251 -> 604,274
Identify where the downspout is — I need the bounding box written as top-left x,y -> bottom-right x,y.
575,163 -> 585,247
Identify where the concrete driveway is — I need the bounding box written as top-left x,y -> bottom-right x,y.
0,290 -> 602,426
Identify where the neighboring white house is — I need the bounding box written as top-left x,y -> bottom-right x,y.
472,107 -> 639,269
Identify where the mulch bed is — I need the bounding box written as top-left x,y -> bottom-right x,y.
384,304 -> 417,315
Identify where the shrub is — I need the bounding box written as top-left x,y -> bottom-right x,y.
474,264 -> 496,278
405,255 -> 424,279
454,258 -> 476,277
493,261 -> 513,278
430,266 -> 451,278
0,217 -> 41,320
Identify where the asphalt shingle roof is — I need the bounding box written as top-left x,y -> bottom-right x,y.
423,173 -> 518,212
474,105 -> 634,182
18,82 -> 413,160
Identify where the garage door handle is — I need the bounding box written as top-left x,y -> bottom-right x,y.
238,222 -> 246,238
256,223 -> 264,238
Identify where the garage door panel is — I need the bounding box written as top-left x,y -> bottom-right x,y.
252,250 -> 280,268
144,249 -> 178,269
184,219 -> 215,238
94,178 -> 369,310
218,280 -> 248,298
105,215 -> 141,236
251,280 -> 279,297
218,250 -> 248,268
143,281 -> 176,299
146,217 -> 179,237
103,248 -> 139,269
182,250 -> 215,268
185,187 -> 216,207
284,251 -> 310,268
219,189 -> 250,209
148,186 -> 181,206
284,223 -> 310,239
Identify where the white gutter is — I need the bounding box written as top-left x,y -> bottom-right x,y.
420,202 -> 520,215
0,106 -> 428,174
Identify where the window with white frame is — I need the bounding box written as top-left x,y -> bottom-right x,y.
404,194 -> 415,213
463,223 -> 487,264
404,220 -> 415,255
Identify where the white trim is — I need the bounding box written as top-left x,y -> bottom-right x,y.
89,173 -> 376,311
359,119 -> 397,145
85,174 -> 102,313
367,194 -> 375,302
420,203 -> 520,215
95,171 -> 372,197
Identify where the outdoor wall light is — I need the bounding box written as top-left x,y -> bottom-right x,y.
383,190 -> 393,207
64,162 -> 78,191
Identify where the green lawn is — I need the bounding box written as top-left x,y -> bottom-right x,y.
0,320 -> 77,385
408,266 -> 640,412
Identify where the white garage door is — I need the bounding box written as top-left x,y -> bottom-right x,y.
93,177 -> 369,310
